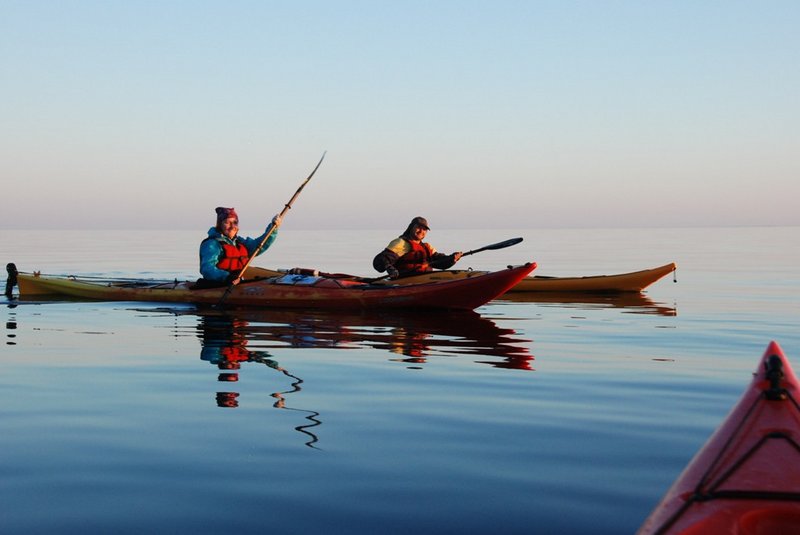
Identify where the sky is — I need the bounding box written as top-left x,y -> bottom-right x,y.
2,1 -> 798,230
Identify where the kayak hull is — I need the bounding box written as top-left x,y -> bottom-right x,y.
251,262 -> 676,293
509,262 -> 676,292
638,341 -> 800,534
16,262 -> 536,311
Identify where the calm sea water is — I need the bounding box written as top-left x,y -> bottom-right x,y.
1,227 -> 798,534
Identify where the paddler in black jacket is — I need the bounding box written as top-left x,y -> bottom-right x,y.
373,216 -> 463,279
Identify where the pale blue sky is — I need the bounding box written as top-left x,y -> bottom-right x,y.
2,1 -> 798,230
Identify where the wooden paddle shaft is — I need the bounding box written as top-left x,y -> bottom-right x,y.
235,152 -> 326,280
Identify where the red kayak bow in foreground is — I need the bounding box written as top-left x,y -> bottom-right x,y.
638,341 -> 800,534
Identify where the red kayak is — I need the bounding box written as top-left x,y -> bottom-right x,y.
638,341 -> 800,534
16,262 -> 536,311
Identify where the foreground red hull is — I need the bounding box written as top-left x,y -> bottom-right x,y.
638,341 -> 800,534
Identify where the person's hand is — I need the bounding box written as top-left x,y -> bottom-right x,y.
387,266 -> 400,279
272,214 -> 282,228
225,273 -> 242,285
453,252 -> 463,262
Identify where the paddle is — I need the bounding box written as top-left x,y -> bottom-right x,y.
216,152 -> 326,307
460,237 -> 523,257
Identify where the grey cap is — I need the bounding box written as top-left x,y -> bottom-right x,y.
410,216 -> 430,230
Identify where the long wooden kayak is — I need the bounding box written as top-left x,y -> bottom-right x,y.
250,262 -> 676,293
15,262 -> 536,311
638,341 -> 800,534
508,262 -> 676,292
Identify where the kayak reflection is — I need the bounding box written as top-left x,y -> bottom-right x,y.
147,306 -> 533,447
5,303 -> 18,345
495,291 -> 677,316
191,307 -> 534,370
198,312 -> 321,448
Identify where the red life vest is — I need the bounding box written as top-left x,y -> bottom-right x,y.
216,240 -> 250,273
395,240 -> 435,274
220,345 -> 251,362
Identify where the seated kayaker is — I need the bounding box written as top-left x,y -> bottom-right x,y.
197,207 -> 282,288
372,216 -> 463,279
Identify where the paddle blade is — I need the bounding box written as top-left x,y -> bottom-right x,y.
463,237 -> 523,256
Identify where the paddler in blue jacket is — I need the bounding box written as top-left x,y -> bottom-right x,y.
199,206 -> 282,286
373,216 -> 462,279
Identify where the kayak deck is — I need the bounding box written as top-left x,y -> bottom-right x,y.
638,341 -> 800,534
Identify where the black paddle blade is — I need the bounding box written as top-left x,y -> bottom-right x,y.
463,237 -> 523,256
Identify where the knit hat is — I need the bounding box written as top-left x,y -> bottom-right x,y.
215,207 -> 238,222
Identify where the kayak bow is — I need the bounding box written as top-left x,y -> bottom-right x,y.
638,341 -> 800,534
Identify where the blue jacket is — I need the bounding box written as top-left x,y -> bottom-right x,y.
199,224 -> 279,282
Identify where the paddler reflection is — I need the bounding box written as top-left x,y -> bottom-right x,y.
197,312 -> 321,446
199,314 -> 282,407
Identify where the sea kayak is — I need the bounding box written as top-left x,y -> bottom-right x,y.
250,262 -> 676,293
638,341 -> 800,534
508,262 -> 676,292
15,262 -> 536,311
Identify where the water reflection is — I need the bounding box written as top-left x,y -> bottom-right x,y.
197,312 -> 321,447
150,306 -> 534,447
496,292 -> 677,316
5,302 -> 18,345
188,307 -> 534,370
